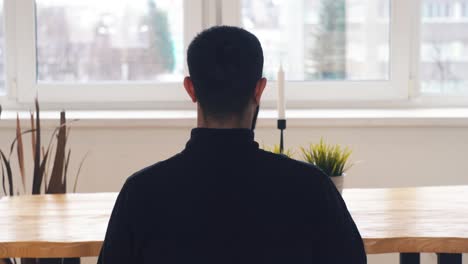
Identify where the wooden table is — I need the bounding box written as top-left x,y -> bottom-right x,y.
1,186 -> 468,264
345,186 -> 468,264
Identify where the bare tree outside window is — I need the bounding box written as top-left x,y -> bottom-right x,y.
36,0 -> 184,83
420,0 -> 468,94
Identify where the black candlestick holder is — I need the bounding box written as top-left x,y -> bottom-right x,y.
277,119 -> 287,154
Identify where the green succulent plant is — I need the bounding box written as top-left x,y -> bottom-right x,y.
262,144 -> 295,158
301,138 -> 353,177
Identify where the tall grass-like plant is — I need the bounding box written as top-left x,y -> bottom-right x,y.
0,100 -> 87,264
262,144 -> 295,158
301,138 -> 353,177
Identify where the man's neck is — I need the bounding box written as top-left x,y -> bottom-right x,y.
197,107 -> 253,129
197,118 -> 251,129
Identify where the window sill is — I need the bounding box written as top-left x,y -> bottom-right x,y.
1,108 -> 468,128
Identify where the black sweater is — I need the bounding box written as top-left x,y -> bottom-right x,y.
98,128 -> 366,264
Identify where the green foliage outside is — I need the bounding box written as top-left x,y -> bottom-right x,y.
310,0 -> 347,80
146,0 -> 175,73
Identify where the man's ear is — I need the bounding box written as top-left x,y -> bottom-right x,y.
184,77 -> 197,103
254,77 -> 267,105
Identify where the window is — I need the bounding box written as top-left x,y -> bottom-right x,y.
1,0 -> 468,106
231,0 -> 408,102
11,0 -> 202,103
462,1 -> 468,17
241,0 -> 390,81
422,2 -> 453,18
420,0 -> 468,95
36,0 -> 184,83
0,1 -> 5,95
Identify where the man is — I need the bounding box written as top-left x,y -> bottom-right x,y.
98,26 -> 366,264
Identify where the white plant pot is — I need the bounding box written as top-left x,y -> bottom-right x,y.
330,174 -> 345,194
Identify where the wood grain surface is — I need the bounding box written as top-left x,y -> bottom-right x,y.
345,186 -> 468,254
1,186 -> 467,258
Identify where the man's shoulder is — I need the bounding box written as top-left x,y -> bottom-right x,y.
256,149 -> 329,183
125,153 -> 185,187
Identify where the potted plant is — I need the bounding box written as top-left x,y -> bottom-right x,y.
0,100 -> 87,264
300,138 -> 353,194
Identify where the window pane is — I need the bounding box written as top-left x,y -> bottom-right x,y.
420,0 -> 468,95
464,1 -> 468,17
242,0 -> 390,81
36,0 -> 184,83
0,1 -> 5,95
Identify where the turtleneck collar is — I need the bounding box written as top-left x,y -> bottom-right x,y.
183,128 -> 259,154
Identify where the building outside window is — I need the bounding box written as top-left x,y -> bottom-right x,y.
36,0 -> 184,83
462,1 -> 468,17
421,0 -> 468,94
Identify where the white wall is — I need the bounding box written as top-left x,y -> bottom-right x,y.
1,121 -> 468,264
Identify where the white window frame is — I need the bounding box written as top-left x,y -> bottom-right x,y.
10,0 -> 204,104
0,0 -> 468,108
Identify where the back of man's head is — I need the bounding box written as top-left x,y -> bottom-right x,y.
187,26 -> 264,118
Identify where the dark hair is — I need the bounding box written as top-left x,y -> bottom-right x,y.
187,26 -> 264,117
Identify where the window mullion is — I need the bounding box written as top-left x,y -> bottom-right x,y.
408,0 -> 423,98
15,0 -> 37,103
202,0 -> 220,28
184,0 -> 204,76
390,0 -> 416,100
3,0 -> 18,99
221,0 -> 241,26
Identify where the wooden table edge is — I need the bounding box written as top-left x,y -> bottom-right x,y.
2,237 -> 468,258
0,241 -> 103,258
364,237 -> 468,254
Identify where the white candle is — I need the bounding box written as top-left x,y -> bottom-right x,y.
277,64 -> 286,119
